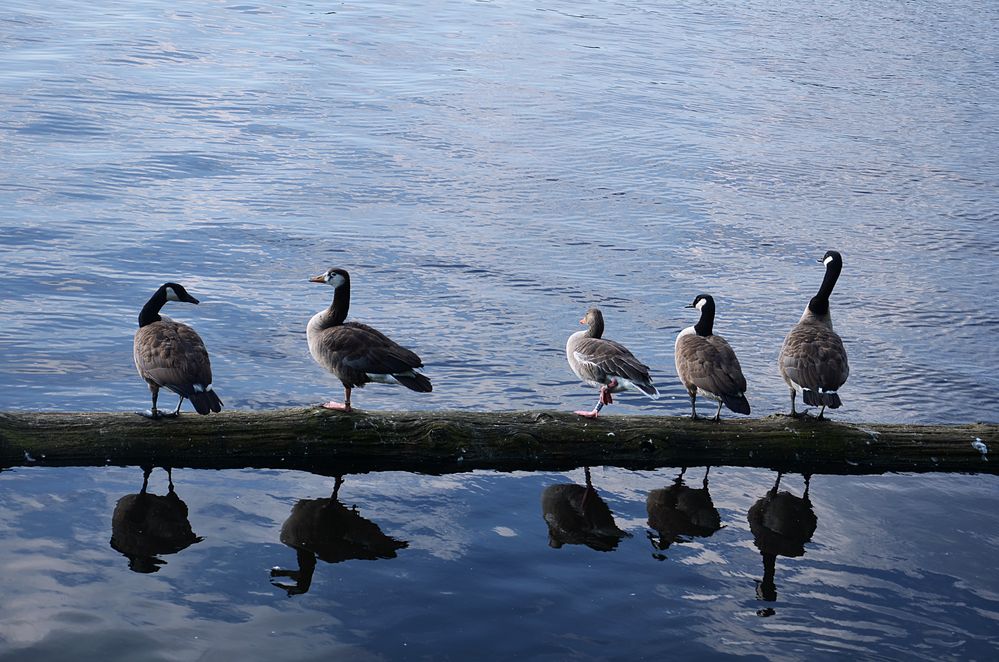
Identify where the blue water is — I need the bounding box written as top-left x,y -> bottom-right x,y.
2,0 -> 999,659
2,466 -> 999,660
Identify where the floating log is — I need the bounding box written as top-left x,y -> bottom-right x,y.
0,409 -> 994,476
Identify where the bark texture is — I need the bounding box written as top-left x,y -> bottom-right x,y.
0,409 -> 995,476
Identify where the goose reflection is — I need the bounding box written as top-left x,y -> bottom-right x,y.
646,467 -> 723,560
541,467 -> 631,552
110,467 -> 202,573
270,476 -> 408,596
747,472 -> 817,616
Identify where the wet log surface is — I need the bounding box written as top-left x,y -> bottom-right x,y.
0,409 -> 995,476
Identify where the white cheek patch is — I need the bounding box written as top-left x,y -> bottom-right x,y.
331,274 -> 345,287
695,298 -> 707,310
165,287 -> 181,301
824,255 -> 834,266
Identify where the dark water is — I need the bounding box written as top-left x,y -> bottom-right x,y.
1,466 -> 999,660
2,0 -> 999,659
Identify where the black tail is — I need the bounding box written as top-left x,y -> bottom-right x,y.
395,371 -> 433,393
722,393 -> 751,415
802,389 -> 841,409
189,390 -> 223,415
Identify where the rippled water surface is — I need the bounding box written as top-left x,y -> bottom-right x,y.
2,0 -> 998,659
2,0 -> 997,420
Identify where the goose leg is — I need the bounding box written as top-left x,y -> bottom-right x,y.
689,392 -> 699,420
140,466 -> 152,494
140,384 -> 165,419
713,399 -> 723,422
322,386 -> 353,412
602,380 -> 617,405
817,405 -> 826,420
575,391 -> 605,418
171,395 -> 184,416
788,388 -> 800,418
580,466 -> 594,508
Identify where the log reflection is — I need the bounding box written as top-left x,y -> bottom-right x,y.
270,476 -> 408,596
541,467 -> 631,552
109,466 -> 202,573
646,467 -> 723,560
747,472 -> 817,616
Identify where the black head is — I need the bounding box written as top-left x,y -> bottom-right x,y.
161,282 -> 199,305
686,294 -> 715,336
808,250 -> 843,316
684,294 -> 714,311
309,267 -> 350,288
818,250 -> 843,268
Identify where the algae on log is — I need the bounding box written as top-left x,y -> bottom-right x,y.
0,409 -> 995,476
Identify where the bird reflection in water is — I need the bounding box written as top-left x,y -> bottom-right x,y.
270,476 -> 408,596
646,467 -> 723,560
541,467 -> 631,551
110,466 -> 203,573
747,472 -> 817,617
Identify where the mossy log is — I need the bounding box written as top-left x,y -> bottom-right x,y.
1,409 -> 995,477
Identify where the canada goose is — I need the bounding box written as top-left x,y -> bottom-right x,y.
566,308 -> 660,418
674,294 -> 751,421
307,268 -> 432,412
110,467 -> 202,574
134,282 -> 223,418
270,476 -> 408,596
747,473 -> 816,607
778,250 -> 849,418
646,467 -> 722,557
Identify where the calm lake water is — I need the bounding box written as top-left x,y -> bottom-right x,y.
1,0 -> 998,659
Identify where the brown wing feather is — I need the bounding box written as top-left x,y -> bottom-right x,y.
779,323 -> 849,391
675,334 -> 747,397
573,337 -> 653,384
134,320 -> 213,397
317,322 -> 424,388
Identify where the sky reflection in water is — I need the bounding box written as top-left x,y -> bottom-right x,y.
1,466 -> 998,660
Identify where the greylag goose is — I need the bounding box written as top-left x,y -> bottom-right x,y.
541,467 -> 631,551
566,308 -> 659,418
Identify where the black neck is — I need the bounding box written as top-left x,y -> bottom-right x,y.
585,313 -> 604,339
694,301 -> 715,337
138,287 -> 167,327
328,278 -> 350,326
808,259 -> 841,316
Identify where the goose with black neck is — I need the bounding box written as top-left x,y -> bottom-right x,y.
307,268 -> 432,413
778,250 -> 850,419
133,282 -> 223,419
674,294 -> 751,421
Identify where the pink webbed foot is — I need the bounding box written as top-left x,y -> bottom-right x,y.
574,410 -> 600,419
321,401 -> 353,412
